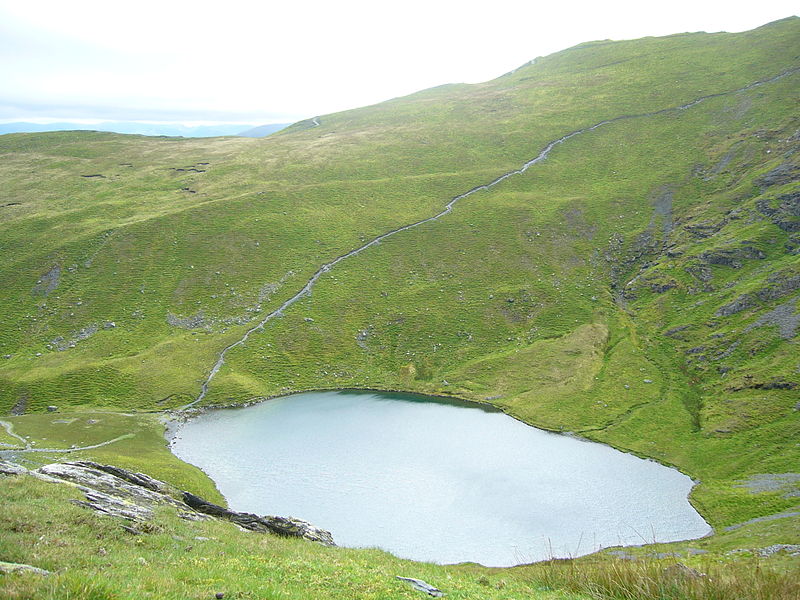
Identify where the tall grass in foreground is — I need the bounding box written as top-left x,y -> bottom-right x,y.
529,558 -> 800,600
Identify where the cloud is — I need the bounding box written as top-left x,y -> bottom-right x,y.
0,1 -> 796,123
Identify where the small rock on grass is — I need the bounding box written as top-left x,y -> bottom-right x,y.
0,561 -> 52,576
662,563 -> 705,579
396,576 -> 444,597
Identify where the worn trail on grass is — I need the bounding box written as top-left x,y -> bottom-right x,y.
0,433 -> 135,458
0,420 -> 29,449
184,66 -> 800,409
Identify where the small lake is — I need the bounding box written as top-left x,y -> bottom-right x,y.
171,390 -> 711,566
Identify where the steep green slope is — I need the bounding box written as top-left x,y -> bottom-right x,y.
1,16 -> 799,586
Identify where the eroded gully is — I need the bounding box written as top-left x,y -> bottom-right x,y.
183,66 -> 799,410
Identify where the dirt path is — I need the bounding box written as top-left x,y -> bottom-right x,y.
0,432 -> 135,458
0,420 -> 29,449
184,66 -> 800,410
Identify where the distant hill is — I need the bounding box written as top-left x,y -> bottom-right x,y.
0,121 -> 287,138
237,123 -> 291,137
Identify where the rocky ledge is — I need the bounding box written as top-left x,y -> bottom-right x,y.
0,459 -> 334,546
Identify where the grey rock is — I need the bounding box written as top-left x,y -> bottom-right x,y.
756,271 -> 800,302
396,576 -> 445,597
32,265 -> 60,296
37,462 -> 182,515
757,190 -> 800,232
51,324 -> 100,351
21,460 -> 333,547
735,473 -> 800,498
10,394 -> 27,415
744,298 -> 800,339
662,563 -> 705,579
0,460 -> 28,475
72,489 -> 154,521
0,561 -> 52,576
71,461 -> 169,493
685,264 -> 713,282
700,245 -> 766,269
664,325 -> 691,339
167,311 -> 209,330
46,405 -> 58,412
716,294 -> 758,317
182,491 -> 335,546
756,544 -> 800,557
756,163 -> 800,188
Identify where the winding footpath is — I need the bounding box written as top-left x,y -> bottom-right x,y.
0,420 -> 28,449
0,427 -> 135,458
183,66 -> 800,409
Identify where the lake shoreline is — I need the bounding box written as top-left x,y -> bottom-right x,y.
168,388 -> 713,566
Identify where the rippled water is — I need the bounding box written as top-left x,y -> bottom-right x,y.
171,390 -> 710,566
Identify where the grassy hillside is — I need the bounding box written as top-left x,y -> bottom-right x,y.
1,15 -> 799,599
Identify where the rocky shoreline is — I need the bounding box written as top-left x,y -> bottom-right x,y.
0,459 -> 335,546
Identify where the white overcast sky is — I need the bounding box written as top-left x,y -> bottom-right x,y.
0,1 -> 796,125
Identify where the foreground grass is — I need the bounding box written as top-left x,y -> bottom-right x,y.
529,557 -> 800,600
0,474 -> 586,600
2,472 -> 798,600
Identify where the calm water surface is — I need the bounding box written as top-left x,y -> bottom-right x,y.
171,390 -> 710,566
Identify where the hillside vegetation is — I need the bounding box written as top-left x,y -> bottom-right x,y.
1,16 -> 799,599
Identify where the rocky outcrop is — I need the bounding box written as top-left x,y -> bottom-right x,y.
0,459 -> 28,475
716,293 -> 758,317
32,265 -> 60,296
757,190 -> 800,232
744,298 -> 800,339
183,492 -> 335,546
699,245 -> 766,269
756,163 -> 800,189
715,269 -> 800,317
36,461 -> 187,521
0,460 -> 334,546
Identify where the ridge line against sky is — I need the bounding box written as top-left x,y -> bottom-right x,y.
0,1 -> 797,126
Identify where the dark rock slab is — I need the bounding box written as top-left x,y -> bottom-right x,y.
183,491 -> 335,546
71,461 -> 168,493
